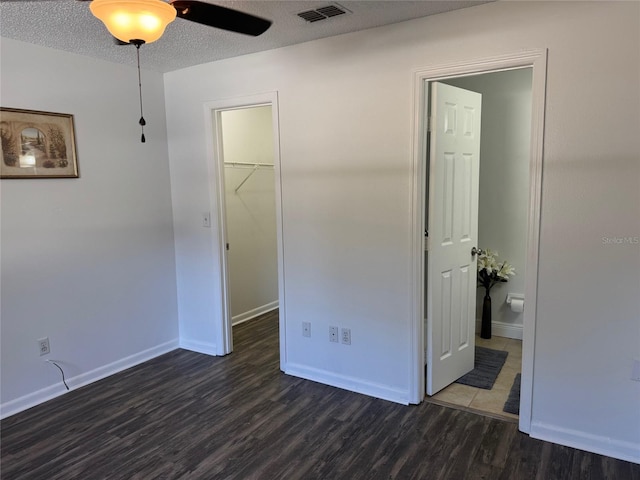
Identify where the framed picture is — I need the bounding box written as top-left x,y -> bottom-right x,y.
1,107 -> 79,179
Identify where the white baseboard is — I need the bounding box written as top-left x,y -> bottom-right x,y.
530,421 -> 640,464
475,319 -> 523,340
284,362 -> 409,405
0,339 -> 179,420
179,338 -> 218,356
232,301 -> 278,326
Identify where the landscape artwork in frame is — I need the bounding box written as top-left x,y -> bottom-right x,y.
1,108 -> 79,178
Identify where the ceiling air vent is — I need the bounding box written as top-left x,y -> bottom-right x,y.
297,4 -> 350,23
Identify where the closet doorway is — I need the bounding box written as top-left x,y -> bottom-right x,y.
220,106 -> 279,325
206,93 -> 285,359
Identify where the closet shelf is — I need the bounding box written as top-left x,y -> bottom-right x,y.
224,162 -> 274,193
224,161 -> 274,168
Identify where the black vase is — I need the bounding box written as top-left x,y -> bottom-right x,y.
481,294 -> 492,339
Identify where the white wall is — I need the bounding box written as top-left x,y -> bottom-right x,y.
165,1 -> 639,461
445,69 -> 532,337
0,38 -> 179,417
221,106 -> 278,321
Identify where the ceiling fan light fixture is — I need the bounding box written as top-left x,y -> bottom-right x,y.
90,0 -> 176,44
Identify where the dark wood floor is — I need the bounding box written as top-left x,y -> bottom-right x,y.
2,311 -> 638,480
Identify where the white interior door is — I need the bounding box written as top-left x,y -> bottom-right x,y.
426,81 -> 482,395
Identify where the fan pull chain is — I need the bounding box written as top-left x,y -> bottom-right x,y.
135,42 -> 146,143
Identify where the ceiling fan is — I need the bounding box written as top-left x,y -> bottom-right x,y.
85,0 -> 272,45
82,0 -> 272,142
155,0 -> 271,36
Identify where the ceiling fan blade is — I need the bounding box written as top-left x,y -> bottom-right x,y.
170,1 -> 271,37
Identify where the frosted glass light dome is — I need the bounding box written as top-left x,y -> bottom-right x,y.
90,0 -> 176,44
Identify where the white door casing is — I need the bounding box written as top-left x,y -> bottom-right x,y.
426,82 -> 482,396
411,50 -> 547,435
203,92 -> 286,366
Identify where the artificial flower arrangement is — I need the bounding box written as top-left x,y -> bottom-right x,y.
477,249 -> 516,296
477,249 -> 515,338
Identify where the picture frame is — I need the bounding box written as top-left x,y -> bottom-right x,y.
1,107 -> 79,179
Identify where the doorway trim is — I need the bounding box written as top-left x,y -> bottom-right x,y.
409,50 -> 548,434
203,92 -> 286,367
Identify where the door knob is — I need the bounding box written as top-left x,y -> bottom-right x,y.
471,247 -> 483,257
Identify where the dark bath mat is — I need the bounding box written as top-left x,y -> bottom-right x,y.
454,346 -> 508,390
503,373 -> 521,415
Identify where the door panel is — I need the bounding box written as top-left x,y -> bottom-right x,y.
426,82 -> 482,395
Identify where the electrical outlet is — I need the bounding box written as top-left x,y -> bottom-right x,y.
38,337 -> 50,356
341,328 -> 351,345
329,326 -> 339,343
302,322 -> 311,337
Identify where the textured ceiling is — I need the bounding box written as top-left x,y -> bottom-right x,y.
0,0 -> 491,73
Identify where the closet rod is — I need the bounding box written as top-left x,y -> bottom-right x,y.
224,161 -> 274,168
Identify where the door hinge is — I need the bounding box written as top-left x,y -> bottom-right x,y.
427,116 -> 432,132
226,243 -> 230,251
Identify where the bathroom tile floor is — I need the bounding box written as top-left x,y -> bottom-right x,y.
428,335 -> 522,422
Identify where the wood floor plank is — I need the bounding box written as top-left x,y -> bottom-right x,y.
2,311 -> 639,479
498,429 -> 546,480
473,418 -> 519,468
535,443 -> 575,480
